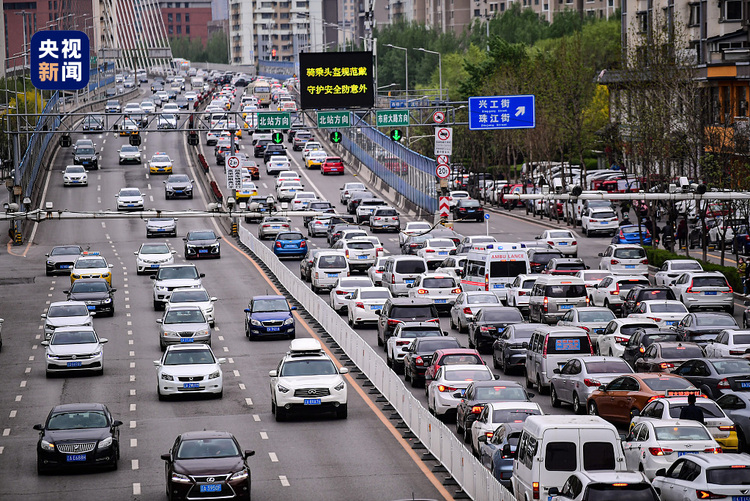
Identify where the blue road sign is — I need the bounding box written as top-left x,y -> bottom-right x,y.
484,213 -> 490,220
468,95 -> 535,131
31,30 -> 90,91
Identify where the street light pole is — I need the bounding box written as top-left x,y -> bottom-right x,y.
384,43 -> 407,102
416,47 -> 442,102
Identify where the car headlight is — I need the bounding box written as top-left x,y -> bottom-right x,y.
283,317 -> 294,325
196,329 -> 209,337
93,348 -> 102,356
205,306 -> 214,314
103,272 -> 111,278
250,319 -> 262,327
47,260 -> 53,265
104,298 -> 112,304
277,384 -> 290,393
208,370 -> 221,379
230,468 -> 249,481
161,373 -> 174,381
171,472 -> 192,484
156,286 -> 168,291
334,381 -> 346,392
98,436 -> 113,449
41,440 -> 55,451
72,274 -> 81,279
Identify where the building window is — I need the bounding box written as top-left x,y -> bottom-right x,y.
474,8 -> 480,14
168,13 -> 173,22
543,2 -> 548,8
723,0 -> 742,20
176,25 -> 181,33
186,25 -> 190,34
168,25 -> 173,34
535,0 -> 539,5
500,2 -> 505,9
176,13 -> 181,22
636,11 -> 648,32
185,13 -> 189,22
688,3 -> 700,25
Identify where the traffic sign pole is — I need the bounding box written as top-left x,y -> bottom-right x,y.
485,213 -> 490,236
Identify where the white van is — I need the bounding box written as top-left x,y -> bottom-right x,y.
310,251 -> 349,293
460,250 -> 530,301
525,326 -> 593,394
512,415 -> 626,501
381,256 -> 428,297
252,131 -> 273,145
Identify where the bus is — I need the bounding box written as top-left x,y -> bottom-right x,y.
252,79 -> 272,108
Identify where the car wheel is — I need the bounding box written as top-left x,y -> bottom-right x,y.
550,385 -> 561,408
468,332 -> 475,349
275,406 -> 287,422
526,371 -> 534,389
153,300 -> 161,311
493,353 -> 501,370
537,375 -> 547,395
463,424 -> 472,444
336,404 -> 348,419
449,315 -> 456,330
404,366 -> 411,382
45,269 -> 53,276
588,401 -> 598,416
410,374 -> 420,388
377,333 -> 383,346
572,393 -> 584,414
158,386 -> 166,401
37,458 -> 47,475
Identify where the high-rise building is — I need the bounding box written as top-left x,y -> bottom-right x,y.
159,0 -> 212,45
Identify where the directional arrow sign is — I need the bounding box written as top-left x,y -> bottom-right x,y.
439,196 -> 450,219
390,129 -> 403,142
468,95 -> 536,130
330,131 -> 342,143
271,132 -> 284,144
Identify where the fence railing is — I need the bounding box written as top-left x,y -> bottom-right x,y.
237,222 -> 514,501
19,91 -> 60,199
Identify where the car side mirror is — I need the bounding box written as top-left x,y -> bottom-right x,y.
291,306 -> 297,310
217,358 -> 227,364
502,443 -> 516,458
112,420 -> 123,427
100,338 -> 108,344
478,435 -> 488,443
160,453 -> 171,461
553,368 -> 561,374
452,391 -> 462,398
244,450 -> 255,459
548,488 -> 560,497
344,294 -> 353,300
153,360 -> 161,366
339,367 -> 349,375
150,275 -> 156,280
535,236 -> 540,239
654,468 -> 666,478
33,424 -> 44,431
631,408 -> 640,418
599,384 -> 607,392
200,273 -> 205,278
156,319 -> 163,324
527,392 -> 535,399
40,314 -> 47,319
598,252 -> 604,257
41,341 -> 49,346
62,290 -> 70,294
244,308 -> 251,313
522,342 -> 529,349
268,370 -> 278,377
134,251 -> 138,255
374,309 -> 382,315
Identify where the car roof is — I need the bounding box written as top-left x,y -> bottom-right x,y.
388,297 -> 435,306
252,295 -> 287,300
51,402 -> 107,412
165,343 -> 212,352
179,430 -> 236,440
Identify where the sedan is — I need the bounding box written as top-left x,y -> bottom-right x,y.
651,454 -> 750,501
276,180 -> 304,202
164,174 -> 194,199
426,364 -> 495,419
416,238 -> 457,270
41,301 -> 93,339
156,113 -> 177,129
675,312 -> 739,345
672,358 -> 750,399
452,199 -> 484,221
556,307 -> 616,344
537,229 -> 578,257
550,356 -> 633,414
157,305 -> 211,350
148,152 -> 173,174
478,422 -> 524,489
244,295 -> 296,340
468,306 -> 525,354
62,165 -> 88,186
45,245 -> 83,276
717,392 -> 750,451
42,326 -> 107,376
597,318 -> 658,357
290,191 -> 318,210
345,286 -> 392,327
273,231 -> 307,259
492,323 -> 543,374
134,242 -> 176,274
161,431 -> 254,501
654,259 -> 703,286
168,288 -> 217,326
146,217 -> 177,238
612,224 -> 652,245
305,150 -> 328,169
455,380 -> 532,443
321,156 -> 344,175
635,341 -> 705,372
258,216 -> 291,240
470,402 -> 543,456
385,322 -> 444,374
155,344 -> 225,400
118,145 -> 142,164
329,277 -> 375,313
705,329 -> 750,357
115,187 -> 145,210
407,273 -> 462,312
63,278 -> 116,317
627,300 -> 689,328
34,403 -> 121,474
184,229 -> 221,259
449,291 -> 501,333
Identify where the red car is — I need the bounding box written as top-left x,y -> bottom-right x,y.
423,348 -> 484,393
321,156 -> 344,175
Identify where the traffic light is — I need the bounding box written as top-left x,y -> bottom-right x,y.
330,131 -> 342,144
188,131 -> 199,146
271,48 -> 277,60
390,129 -> 403,142
271,132 -> 284,144
129,133 -> 141,146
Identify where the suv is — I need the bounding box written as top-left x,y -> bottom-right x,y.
292,130 -> 312,150
244,295 -> 296,340
355,198 -> 387,224
269,339 -> 348,421
542,258 -> 587,276
525,326 -> 593,394
670,271 -> 734,313
376,297 -> 439,347
598,244 -> 649,275
73,143 -> 99,169
151,264 -> 205,310
528,276 -> 588,324
621,286 -> 676,317
370,207 -> 400,232
403,336 -> 462,388
589,275 -> 651,312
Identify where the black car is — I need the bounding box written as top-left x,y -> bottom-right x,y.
253,139 -> 271,158
184,229 -> 222,259
45,244 -> 84,276
400,234 -> 430,255
622,327 -> 681,368
492,323 -> 544,373
175,96 -> 189,109
376,297 -> 439,347
164,174 -> 194,199
263,144 -> 286,163
675,312 -> 739,345
403,336 -> 462,387
34,403 -> 122,474
672,358 -> 750,399
468,306 -> 525,354
455,380 -> 532,443
82,114 -> 104,132
621,286 -> 676,317
63,278 -> 116,317
161,431 -> 254,501
73,145 -> 99,169
527,249 -> 564,274
347,191 -> 374,214
453,199 -> 485,221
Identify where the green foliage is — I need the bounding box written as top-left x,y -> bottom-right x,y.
170,32 -> 228,64
645,247 -> 743,291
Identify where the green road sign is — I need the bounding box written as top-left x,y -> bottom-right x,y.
390,129 -> 403,142
271,132 -> 284,144
257,112 -> 291,130
377,110 -> 409,127
317,111 -> 351,128
330,131 -> 342,144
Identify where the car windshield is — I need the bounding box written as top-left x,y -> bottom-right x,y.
554,263 -> 586,271
51,330 -> 97,344
695,315 -> 736,326
77,148 -> 95,155
121,146 -> 138,152
47,411 -> 108,430
531,252 -> 562,264
71,281 -> 108,293
77,258 -> 107,269
152,155 -> 170,163
168,175 -> 190,183
549,231 -> 573,239
391,306 -> 435,319
66,166 -> 86,173
642,376 -> 694,391
544,285 -> 587,298
188,231 -> 216,241
428,239 -> 455,248
592,211 -> 617,218
578,310 -> 616,322
614,248 -> 646,259
584,484 -> 657,501
48,304 -> 89,317
475,386 -> 528,401
348,242 -> 374,250
280,359 -> 338,376
416,339 -> 460,353
444,368 -> 493,382
648,303 -> 687,313
253,298 -> 289,312
654,426 -> 712,441
422,278 -> 457,288
177,438 -> 240,459
319,255 -> 346,268
164,309 -> 206,324
581,272 -> 611,281
706,466 -> 750,485
668,401 -> 725,418
408,223 -> 432,231
711,359 -> 750,374
51,246 -> 81,256
163,348 -> 215,365
171,290 -> 210,303
120,189 -> 141,197
395,260 -> 427,273
672,262 -> 702,271
692,277 -> 729,288
277,233 -> 303,241
141,244 -> 170,254
618,280 -> 649,291
491,408 -> 541,423
158,267 -> 199,280
338,279 -> 372,288
468,295 -> 500,305
584,360 -> 633,374
546,337 -> 591,354
360,290 -> 390,300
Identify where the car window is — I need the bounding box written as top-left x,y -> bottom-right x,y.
163,348 -> 215,365
252,298 -> 289,312
176,438 -> 240,459
51,330 -> 97,344
545,442 -> 576,472
582,442 -> 616,471
654,426 -> 712,441
164,309 -> 206,324
668,401 -> 725,419
280,359 -> 337,376
706,466 -> 750,485
47,411 -> 108,430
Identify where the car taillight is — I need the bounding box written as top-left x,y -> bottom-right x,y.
300,241 -> 306,248
417,289 -> 428,294
542,334 -> 549,357
533,482 -> 540,500
615,336 -> 629,344
530,262 -> 539,268
262,224 -> 270,228
610,259 -> 620,265
438,385 -> 457,392
415,356 -> 424,366
480,326 -> 491,332
471,405 -> 483,413
425,249 -> 435,253
572,241 -> 577,245
387,319 -> 402,326
641,258 -> 649,264
578,326 -> 590,332
463,307 -> 472,315
518,291 -> 527,296
547,241 -> 554,246
485,274 -> 489,291
660,362 -> 674,369
451,288 -> 461,294
696,490 -> 727,499
610,284 -> 620,295
719,425 -> 736,432
355,302 -> 364,309
619,231 -> 624,239
345,250 -> 349,258
336,290 -> 348,295
648,317 -> 662,323
639,346 -> 645,353
427,318 -> 440,324
583,378 -> 600,387
686,282 -> 699,293
485,431 -> 494,439
396,340 -> 410,346
718,378 -> 731,389
275,241 -> 281,248
649,447 -> 673,456
543,296 -> 548,312
704,447 -> 722,453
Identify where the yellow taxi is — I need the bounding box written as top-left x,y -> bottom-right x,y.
234,179 -> 258,200
148,152 -> 173,174
305,150 -> 328,169
70,252 -> 114,285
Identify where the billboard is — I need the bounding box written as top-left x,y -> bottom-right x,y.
299,51 -> 374,110
30,30 -> 90,91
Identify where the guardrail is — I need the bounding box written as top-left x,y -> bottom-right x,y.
237,222 -> 514,501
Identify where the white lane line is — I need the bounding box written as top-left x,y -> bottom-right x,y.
19,381 -> 26,388
97,185 -> 101,192
131,459 -> 139,470
15,395 -> 21,402
97,197 -> 101,204
269,452 -> 278,462
147,183 -> 152,190
28,356 -> 34,361
2,429 -> 10,437
149,195 -> 154,202
130,438 -> 137,448
218,335 -> 224,341
101,221 -> 106,228
31,344 -> 37,350
245,397 -> 253,406
24,368 -> 31,374
279,475 -> 290,487
128,339 -> 133,345
215,326 -> 221,332
133,483 -> 141,495
228,358 -> 234,364
130,403 -> 136,412
130,362 -> 135,368
129,351 -> 135,357
130,375 -> 136,382
253,414 -> 260,422
260,432 -> 268,440
9,410 -> 16,418
233,370 -> 240,377
223,346 -> 229,352
0,446 -> 4,454
238,383 -> 246,390
130,420 -> 136,429
129,389 -> 136,396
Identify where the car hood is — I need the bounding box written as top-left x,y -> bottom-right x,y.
186,239 -> 219,246
160,364 -> 220,377
44,428 -> 111,443
47,342 -> 101,356
119,196 -> 143,202
278,374 -> 342,388
47,316 -> 90,327
48,254 -> 79,263
68,292 -> 110,301
166,182 -> 192,189
139,252 -> 173,261
148,221 -> 176,229
161,322 -> 209,333
120,151 -> 141,156
173,457 -> 245,476
250,311 -> 291,321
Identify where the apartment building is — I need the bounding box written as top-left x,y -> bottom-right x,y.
159,0 -> 212,44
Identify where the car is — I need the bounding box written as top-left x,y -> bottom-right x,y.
469,401 -> 543,455
156,113 -> 178,129
41,326 -> 107,376
104,99 -> 121,113
168,288 -> 217,326
589,275 -> 650,312
575,270 -> 612,296
456,235 -> 499,254
275,170 -> 301,187
269,339 -> 348,421
154,344 -> 225,400
654,259 -> 704,286
705,329 -> 750,357
366,256 -> 388,286
115,187 -> 145,211
266,156 -> 292,175
416,238 -> 457,270
626,298 -> 688,328
423,347 -> 485,386
651,453 -> 750,501
621,286 -> 678,317
406,273 -> 462,313
468,306 -> 525,353
162,102 -> 180,116
634,341 -> 705,372
426,364 -> 496,419
63,278 -> 116,317
598,243 -> 649,275
446,190 -> 470,208
675,311 -> 739,344
597,318 -> 659,357
356,197 -> 387,224
672,358 -> 750,399
151,264 -> 204,310
310,251 -> 349,292
556,307 -> 616,343
292,130 -> 312,150
385,321 -> 444,373
369,206 -> 401,232
633,394 -> 739,452
434,255 -> 468,279
344,286 -> 392,327
157,305 -> 211,350
717,392 -> 750,451
163,174 -> 193,199
301,141 -> 322,159
273,231 -> 307,258
542,257 -> 587,276
146,217 -> 178,238
550,471 -> 659,501
550,356 -> 634,415
161,430 -> 254,500
134,242 -> 176,274
244,295 -> 297,340
452,199 -> 485,221
277,180 -> 305,202
612,224 -> 653,245
73,144 -> 99,169
581,207 -> 619,236
82,113 -> 104,132
478,422 -> 524,489
62,165 -> 88,187
70,252 -> 114,285
321,156 -> 344,174
34,403 -> 121,474
622,327 -> 682,368
258,216 -> 291,240
670,271 -> 735,314
455,380 -> 532,443
449,291 -> 501,333
183,229 -> 221,259
340,182 -> 367,204
527,249 -> 565,274
586,373 -> 698,425
263,143 -> 287,163
347,191 -> 375,215
403,336 -> 461,388
492,323 -> 544,374
45,245 -> 83,275
147,152 -> 173,174
536,229 -> 578,256
118,144 -> 142,164
329,277 -> 375,313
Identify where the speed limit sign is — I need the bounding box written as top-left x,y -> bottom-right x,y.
436,164 -> 451,179
226,156 -> 242,190
226,156 -> 240,169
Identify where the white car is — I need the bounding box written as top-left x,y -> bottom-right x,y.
134,242 -> 176,274
434,256 -> 467,278
152,264 -> 205,310
705,329 -> 750,357
291,191 -> 318,210
162,102 -> 180,117
156,113 -> 177,129
598,244 -> 649,275
550,471 -> 658,501
367,257 -> 388,286
42,326 -> 107,376
627,300 -> 689,328
654,259 -> 704,286
140,100 -> 156,113
156,91 -> 170,103
331,238 -> 378,273
506,274 -> 541,314
118,145 -> 142,164
258,216 -> 291,240
155,343 -> 225,400
267,157 -> 292,175
574,270 -> 612,296
62,165 -> 88,186
469,401 -> 543,456
650,453 -> 750,501
581,207 -> 619,236
623,419 -> 721,480
447,190 -> 470,208
184,91 -> 198,102
416,238 -> 457,269
329,277 -> 374,313
597,318 -> 658,357
669,271 -> 734,313
276,180 -> 304,201
385,322 -> 444,373
537,229 -> 578,257
167,287 -> 217,326
345,286 -> 392,327
556,307 -> 616,343
550,356 -> 633,415
449,291 -> 501,333
301,141 -> 322,159
115,187 -> 145,210
407,273 -> 462,311
269,339 -> 348,421
426,364 -> 495,419
589,275 -> 650,311
275,171 -> 302,187
41,301 -> 94,338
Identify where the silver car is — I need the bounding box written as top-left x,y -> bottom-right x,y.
41,326 -> 107,376
670,271 -> 735,314
449,291 -> 501,333
118,145 -> 142,164
549,356 -> 633,414
157,305 -> 211,350
146,218 -> 177,238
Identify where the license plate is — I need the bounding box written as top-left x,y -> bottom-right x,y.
370,305 -> 381,310
678,451 -> 698,457
271,226 -> 280,230
705,291 -> 718,295
435,299 -> 447,304
358,255 -> 368,259
560,304 -> 573,310
199,249 -> 208,254
327,273 -> 338,278
438,251 -> 448,255
67,361 -> 83,367
595,329 -> 604,334
600,221 -> 608,224
59,265 -> 71,269
180,337 -> 194,343
494,284 -> 505,289
127,204 -> 134,207
266,327 -> 280,332
666,321 -> 676,326
741,382 -> 750,389
150,264 -> 159,268
200,484 -> 222,493
559,242 -> 568,245
304,398 -> 321,405
66,454 -> 86,462
87,305 -> 96,310
460,389 -> 466,396
157,229 -> 165,232
404,279 -> 415,284
733,497 -> 750,501
183,383 -> 200,389
625,265 -> 635,268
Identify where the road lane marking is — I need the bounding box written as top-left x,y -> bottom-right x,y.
2,429 -> 9,436
15,395 -> 21,402
218,335 -> 224,341
130,421 -> 136,429
260,432 -> 268,440
228,358 -> 234,364
130,403 -> 136,411
132,484 -> 141,496
130,375 -> 136,382
245,397 -> 253,406
239,383 -> 246,390
279,476 -> 290,487
269,452 -> 278,462
253,414 -> 260,422
130,439 -> 137,448
132,459 -> 139,470
233,370 -> 240,377
19,381 -> 26,388
9,410 -> 16,418
25,368 -> 31,374
130,389 -> 136,396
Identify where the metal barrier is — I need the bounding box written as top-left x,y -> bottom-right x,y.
238,222 -> 514,501
19,92 -> 61,199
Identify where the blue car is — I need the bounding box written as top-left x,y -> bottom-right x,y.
273,231 -> 307,258
611,224 -> 652,245
477,422 -> 524,490
244,295 -> 296,339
